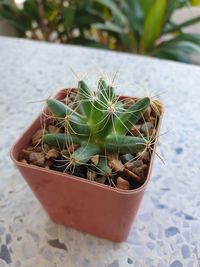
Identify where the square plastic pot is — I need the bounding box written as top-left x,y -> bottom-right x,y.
10,89 -> 163,242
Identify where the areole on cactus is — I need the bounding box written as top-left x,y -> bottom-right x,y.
42,78 -> 151,176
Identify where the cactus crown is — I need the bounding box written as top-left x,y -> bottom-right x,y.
43,79 -> 151,176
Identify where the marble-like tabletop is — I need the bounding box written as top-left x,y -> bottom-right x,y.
0,36 -> 200,267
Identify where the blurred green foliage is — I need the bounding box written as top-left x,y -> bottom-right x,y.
0,0 -> 200,64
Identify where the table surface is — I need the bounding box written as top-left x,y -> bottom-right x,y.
0,36 -> 200,267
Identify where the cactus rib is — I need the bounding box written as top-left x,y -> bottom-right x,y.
43,133 -> 81,147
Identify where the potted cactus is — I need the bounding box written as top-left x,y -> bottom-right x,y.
11,78 -> 163,242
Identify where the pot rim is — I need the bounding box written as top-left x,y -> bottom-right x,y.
10,87 -> 163,196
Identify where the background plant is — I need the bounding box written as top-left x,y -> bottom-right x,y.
95,0 -> 200,64
0,0 -> 200,64
0,0 -> 107,47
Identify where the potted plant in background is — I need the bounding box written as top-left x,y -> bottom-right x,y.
0,0 -> 200,64
11,78 -> 163,242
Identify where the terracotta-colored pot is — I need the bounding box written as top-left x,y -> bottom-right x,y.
10,89 -> 163,242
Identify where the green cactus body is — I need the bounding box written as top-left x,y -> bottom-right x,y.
43,79 -> 151,172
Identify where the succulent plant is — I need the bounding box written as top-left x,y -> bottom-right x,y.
43,79 -> 151,176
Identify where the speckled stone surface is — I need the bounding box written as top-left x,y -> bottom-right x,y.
0,36 -> 200,267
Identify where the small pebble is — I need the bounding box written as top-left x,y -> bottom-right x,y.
117,177 -> 130,190
130,125 -> 141,136
32,129 -> 46,146
46,148 -> 59,159
140,122 -> 154,136
47,125 -> 61,134
51,158 -> 68,172
0,244 -> 12,264
44,160 -> 53,169
125,160 -> 143,170
91,155 -> 99,165
20,159 -> 27,164
120,153 -> 134,164
108,159 -> 124,172
123,168 -> 141,182
169,260 -> 183,267
43,144 -> 50,152
137,151 -> 150,163
165,227 -> 179,237
71,165 -> 87,178
96,176 -> 107,184
132,164 -> 148,180
149,116 -> 157,125
87,170 -> 97,181
29,151 -> 46,167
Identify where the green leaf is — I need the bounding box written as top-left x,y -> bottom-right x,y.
165,0 -> 176,22
125,0 -> 144,36
97,156 -> 112,176
113,97 -> 150,135
190,0 -> 200,6
63,7 -> 75,33
75,7 -> 104,29
72,37 -> 107,48
89,78 -> 107,126
140,0 -> 154,17
140,0 -> 167,52
0,4 -> 16,20
164,15 -> 200,33
95,0 -> 128,26
71,143 -> 100,164
23,0 -> 39,22
43,133 -> 81,147
155,41 -> 200,64
77,80 -> 94,118
159,33 -> 200,46
94,22 -> 123,33
46,99 -> 90,135
105,135 -> 147,153
0,3 -> 33,33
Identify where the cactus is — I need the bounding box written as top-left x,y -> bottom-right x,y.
43,79 -> 151,176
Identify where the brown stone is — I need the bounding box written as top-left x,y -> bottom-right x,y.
47,125 -> 61,134
130,125 -> 141,137
46,148 -> 59,159
123,168 -> 142,182
87,170 -> 97,181
125,160 -> 143,170
44,160 -> 53,169
117,177 -> 130,190
91,155 -> 99,165
96,176 -> 107,184
137,151 -> 150,163
149,116 -> 157,126
132,164 -> 148,181
108,158 -> 124,172
21,149 -> 32,161
43,144 -> 50,152
140,122 -> 155,136
29,151 -> 46,167
20,159 -> 27,164
32,129 -> 46,146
